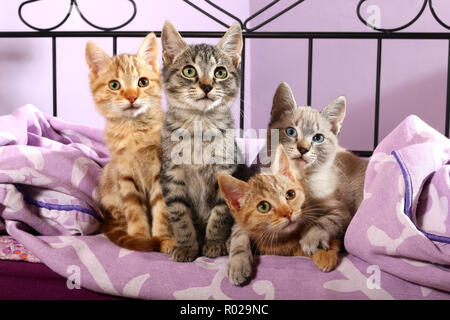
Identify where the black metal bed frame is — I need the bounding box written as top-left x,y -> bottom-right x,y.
1,0 -> 449,157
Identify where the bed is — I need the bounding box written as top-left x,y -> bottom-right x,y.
0,0 -> 449,300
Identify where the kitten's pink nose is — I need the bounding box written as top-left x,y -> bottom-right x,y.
282,209 -> 292,220
127,96 -> 137,104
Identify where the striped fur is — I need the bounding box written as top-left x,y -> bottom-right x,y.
219,146 -> 341,286
160,21 -> 248,262
268,82 -> 368,255
86,33 -> 174,253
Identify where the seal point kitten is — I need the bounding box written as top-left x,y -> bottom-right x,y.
86,33 -> 174,253
268,82 -> 368,255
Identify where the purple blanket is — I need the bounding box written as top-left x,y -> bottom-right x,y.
0,106 -> 449,299
345,115 -> 450,292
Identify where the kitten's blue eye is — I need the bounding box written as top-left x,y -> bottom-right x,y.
285,127 -> 297,137
312,134 -> 324,143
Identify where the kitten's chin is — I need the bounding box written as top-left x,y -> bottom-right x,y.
123,105 -> 149,118
279,219 -> 300,234
196,98 -> 215,109
186,98 -> 222,112
291,156 -> 313,168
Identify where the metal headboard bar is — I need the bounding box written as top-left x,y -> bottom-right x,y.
307,38 -> 313,106
2,0 -> 450,158
447,40 -> 450,138
18,0 -> 138,31
3,31 -> 450,39
374,38 -> 382,148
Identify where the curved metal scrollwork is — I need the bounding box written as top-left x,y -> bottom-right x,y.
18,0 -> 137,32
243,0 -> 306,32
357,0 -> 450,32
15,0 -> 450,33
428,0 -> 450,30
183,0 -> 305,32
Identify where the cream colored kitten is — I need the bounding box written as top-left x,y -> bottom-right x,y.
267,82 -> 368,255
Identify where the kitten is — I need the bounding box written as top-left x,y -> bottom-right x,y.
268,82 -> 368,255
160,21 -> 248,262
219,145 -> 341,285
85,33 -> 174,253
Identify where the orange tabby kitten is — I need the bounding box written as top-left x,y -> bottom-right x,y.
85,33 -> 174,253
219,145 -> 340,284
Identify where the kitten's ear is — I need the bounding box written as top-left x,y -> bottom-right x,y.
161,21 -> 187,65
270,82 -> 297,123
137,32 -> 159,71
218,174 -> 249,211
271,145 -> 296,182
85,41 -> 111,75
217,23 -> 243,66
321,96 -> 346,135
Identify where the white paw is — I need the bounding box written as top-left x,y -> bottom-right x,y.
227,256 -> 252,286
299,227 -> 330,255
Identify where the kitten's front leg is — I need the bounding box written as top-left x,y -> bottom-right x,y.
312,239 -> 341,272
203,194 -> 234,258
161,168 -> 199,262
299,203 -> 351,255
227,224 -> 253,286
299,226 -> 330,255
118,174 -> 151,237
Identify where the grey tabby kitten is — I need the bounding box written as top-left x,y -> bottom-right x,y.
160,21 -> 247,262
267,82 -> 368,255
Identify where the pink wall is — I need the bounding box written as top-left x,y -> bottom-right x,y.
1,0 -> 449,151
249,0 -> 450,150
0,0 -> 250,128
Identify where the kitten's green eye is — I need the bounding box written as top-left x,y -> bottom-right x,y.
108,80 -> 121,90
182,66 -> 197,78
257,201 -> 271,213
285,127 -> 297,137
312,134 -> 324,143
138,77 -> 149,87
214,67 -> 228,79
286,190 -> 296,200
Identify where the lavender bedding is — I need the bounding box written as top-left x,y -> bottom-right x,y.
0,105 -> 448,300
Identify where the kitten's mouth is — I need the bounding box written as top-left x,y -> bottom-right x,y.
197,96 -> 214,102
124,104 -> 140,111
281,219 -> 299,233
292,156 -> 308,165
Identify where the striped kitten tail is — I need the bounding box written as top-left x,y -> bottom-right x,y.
100,216 -> 161,252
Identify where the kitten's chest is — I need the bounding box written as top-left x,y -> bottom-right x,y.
305,170 -> 338,199
184,165 -> 219,196
166,117 -> 235,165
107,131 -> 161,193
106,123 -> 160,154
